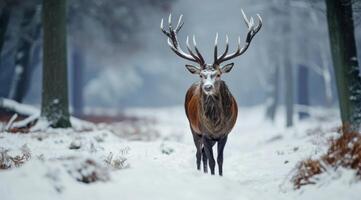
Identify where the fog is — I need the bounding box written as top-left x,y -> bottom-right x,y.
17,0 -> 360,110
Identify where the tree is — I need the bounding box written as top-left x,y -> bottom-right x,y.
41,0 -> 71,128
8,6 -> 41,102
0,1 -> 12,54
297,64 -> 310,119
284,0 -> 294,127
71,45 -> 84,117
265,65 -> 280,121
326,0 -> 361,131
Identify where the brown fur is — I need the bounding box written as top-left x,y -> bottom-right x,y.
185,81 -> 238,139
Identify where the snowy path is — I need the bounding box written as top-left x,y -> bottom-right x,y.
0,107 -> 360,200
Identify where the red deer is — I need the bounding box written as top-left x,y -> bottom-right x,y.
160,10 -> 262,175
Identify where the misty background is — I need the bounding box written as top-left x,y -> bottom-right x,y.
2,0 -> 361,112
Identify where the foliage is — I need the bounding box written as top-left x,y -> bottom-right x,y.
0,145 -> 31,169
65,158 -> 110,184
104,149 -> 130,170
292,129 -> 361,189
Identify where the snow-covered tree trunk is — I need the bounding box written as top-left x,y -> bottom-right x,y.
41,0 -> 71,128
326,0 -> 361,131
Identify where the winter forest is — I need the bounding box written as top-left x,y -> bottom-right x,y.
1,0 -> 361,199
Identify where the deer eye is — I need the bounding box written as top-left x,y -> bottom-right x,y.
216,74 -> 221,77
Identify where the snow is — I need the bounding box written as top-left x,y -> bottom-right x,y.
4,114 -> 18,130
0,98 -> 94,131
14,65 -> 24,74
0,98 -> 39,116
0,106 -> 360,200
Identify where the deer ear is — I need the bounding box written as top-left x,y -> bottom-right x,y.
185,64 -> 201,74
221,63 -> 234,73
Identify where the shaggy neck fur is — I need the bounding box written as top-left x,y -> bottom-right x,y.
199,81 -> 233,134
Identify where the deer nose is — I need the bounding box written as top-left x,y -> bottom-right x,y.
204,84 -> 213,92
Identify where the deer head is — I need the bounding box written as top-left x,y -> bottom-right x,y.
161,10 -> 262,95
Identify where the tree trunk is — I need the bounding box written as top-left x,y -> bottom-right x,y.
297,65 -> 310,119
41,0 -> 71,128
0,3 -> 11,54
8,8 -> 37,102
284,1 -> 293,127
266,65 -> 279,121
326,0 -> 361,131
319,48 -> 333,108
71,47 -> 84,117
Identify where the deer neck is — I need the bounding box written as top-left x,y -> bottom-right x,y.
199,81 -> 232,134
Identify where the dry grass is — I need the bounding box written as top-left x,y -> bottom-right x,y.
104,148 -> 130,170
0,145 -> 31,169
67,159 -> 110,184
292,128 -> 361,189
292,159 -> 325,188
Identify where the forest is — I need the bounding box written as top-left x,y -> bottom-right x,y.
1,0 -> 361,199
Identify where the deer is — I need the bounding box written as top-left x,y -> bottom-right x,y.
160,10 -> 262,176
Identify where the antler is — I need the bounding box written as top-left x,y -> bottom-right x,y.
161,14 -> 205,67
214,9 -> 262,65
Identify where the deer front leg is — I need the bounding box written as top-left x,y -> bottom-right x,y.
192,132 -> 202,170
202,147 -> 208,173
203,136 -> 216,175
196,148 -> 201,170
217,136 -> 228,176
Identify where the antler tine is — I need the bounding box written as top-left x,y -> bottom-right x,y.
161,14 -> 202,63
255,14 -> 263,32
214,10 -> 262,64
217,34 -> 229,62
160,18 -> 163,30
175,14 -> 184,32
241,9 -> 250,27
186,36 -> 201,63
168,13 -> 172,29
250,17 -> 255,28
213,34 -> 231,65
214,33 -> 218,63
237,36 -> 241,51
192,35 -> 205,65
160,18 -> 169,37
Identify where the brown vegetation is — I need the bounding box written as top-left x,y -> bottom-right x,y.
0,145 -> 31,169
292,128 -> 361,189
67,159 -> 109,184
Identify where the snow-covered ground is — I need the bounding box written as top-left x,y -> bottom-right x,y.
0,106 -> 360,200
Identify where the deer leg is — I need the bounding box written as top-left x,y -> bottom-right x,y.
217,136 -> 228,176
192,132 -> 202,170
202,146 -> 208,173
203,137 -> 216,175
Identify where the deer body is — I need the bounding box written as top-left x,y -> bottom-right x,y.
185,81 -> 238,175
185,81 -> 238,139
161,10 -> 262,175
